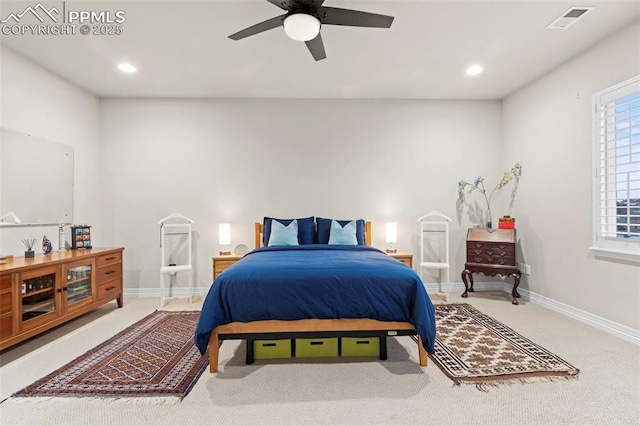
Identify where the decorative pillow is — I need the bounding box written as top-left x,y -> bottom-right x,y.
328,220 -> 358,245
267,219 -> 299,246
316,217 -> 366,245
263,216 -> 315,246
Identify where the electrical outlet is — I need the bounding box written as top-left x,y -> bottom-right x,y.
518,263 -> 531,275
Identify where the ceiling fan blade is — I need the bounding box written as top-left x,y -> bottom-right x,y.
266,0 -> 326,11
228,14 -> 286,40
318,6 -> 394,28
305,33 -> 326,61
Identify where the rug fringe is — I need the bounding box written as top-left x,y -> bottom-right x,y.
9,395 -> 184,405
456,374 -> 579,391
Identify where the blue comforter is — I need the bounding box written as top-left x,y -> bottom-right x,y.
195,245 -> 436,355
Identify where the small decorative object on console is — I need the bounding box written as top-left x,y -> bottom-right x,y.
58,223 -> 66,251
42,235 -> 52,254
70,225 -> 92,249
22,238 -> 36,258
498,216 -> 515,229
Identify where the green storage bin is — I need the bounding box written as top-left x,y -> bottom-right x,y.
254,339 -> 292,360
341,337 -> 380,357
295,338 -> 339,358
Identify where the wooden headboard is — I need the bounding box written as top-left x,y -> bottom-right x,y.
255,221 -> 372,248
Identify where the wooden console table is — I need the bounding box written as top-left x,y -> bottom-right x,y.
0,247 -> 124,350
461,228 -> 521,305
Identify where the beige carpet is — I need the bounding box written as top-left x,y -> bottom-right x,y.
0,294 -> 639,425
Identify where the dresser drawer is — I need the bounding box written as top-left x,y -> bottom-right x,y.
468,254 -> 516,266
467,241 -> 515,266
0,292 -> 11,315
467,248 -> 515,263
395,257 -> 412,267
0,315 -> 13,339
97,252 -> 122,268
215,260 -> 236,271
97,264 -> 122,284
0,274 -> 11,292
467,241 -> 514,253
97,278 -> 122,301
214,260 -> 237,278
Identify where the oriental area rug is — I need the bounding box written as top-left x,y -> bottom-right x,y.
431,303 -> 579,389
13,311 -> 208,401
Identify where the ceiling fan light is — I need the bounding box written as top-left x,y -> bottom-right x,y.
283,13 -> 320,42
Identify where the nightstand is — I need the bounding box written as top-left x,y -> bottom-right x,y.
386,251 -> 413,268
212,253 -> 244,280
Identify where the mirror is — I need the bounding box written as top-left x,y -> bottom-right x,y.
0,128 -> 74,226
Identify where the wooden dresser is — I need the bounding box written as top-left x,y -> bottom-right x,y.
461,229 -> 521,304
0,247 -> 124,350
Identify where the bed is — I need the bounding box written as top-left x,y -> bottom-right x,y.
195,218 -> 436,373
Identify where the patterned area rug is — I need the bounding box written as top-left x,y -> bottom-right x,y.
13,311 -> 208,400
431,303 -> 579,389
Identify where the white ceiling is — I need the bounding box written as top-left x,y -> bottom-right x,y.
1,0 -> 639,99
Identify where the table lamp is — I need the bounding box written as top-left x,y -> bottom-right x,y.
219,223 -> 231,255
385,222 -> 397,253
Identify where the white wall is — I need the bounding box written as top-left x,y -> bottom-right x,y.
99,98 -> 503,292
0,45 -> 101,255
503,21 -> 640,330
4,20 -> 636,336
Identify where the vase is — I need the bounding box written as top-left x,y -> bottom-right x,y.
485,207 -> 493,230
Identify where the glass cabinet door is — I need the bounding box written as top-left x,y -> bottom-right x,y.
66,265 -> 92,305
20,267 -> 58,327
64,261 -> 94,310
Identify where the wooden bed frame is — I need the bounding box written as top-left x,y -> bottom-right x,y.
206,221 -> 428,373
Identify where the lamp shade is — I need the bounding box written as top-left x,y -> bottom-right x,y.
283,13 -> 320,41
385,222 -> 397,244
219,223 -> 231,245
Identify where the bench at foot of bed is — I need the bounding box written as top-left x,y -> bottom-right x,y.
207,318 -> 428,373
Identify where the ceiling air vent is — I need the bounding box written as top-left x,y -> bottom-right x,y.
546,7 -> 594,29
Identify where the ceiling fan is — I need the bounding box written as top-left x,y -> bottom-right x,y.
228,0 -> 394,61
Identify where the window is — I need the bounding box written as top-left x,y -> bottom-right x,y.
592,76 -> 640,262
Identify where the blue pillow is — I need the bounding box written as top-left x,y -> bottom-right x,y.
268,219 -> 299,246
316,217 -> 366,245
263,216 -> 315,246
328,220 -> 358,245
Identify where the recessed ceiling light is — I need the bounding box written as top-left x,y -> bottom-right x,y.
465,65 -> 483,76
117,63 -> 137,73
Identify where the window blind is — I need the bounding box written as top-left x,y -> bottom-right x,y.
594,76 -> 640,246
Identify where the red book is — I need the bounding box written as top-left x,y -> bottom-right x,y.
498,222 -> 515,229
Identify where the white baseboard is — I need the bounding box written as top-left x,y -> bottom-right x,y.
124,283 -> 639,346
514,286 -> 640,346
123,287 -> 209,298
424,281 -> 639,346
